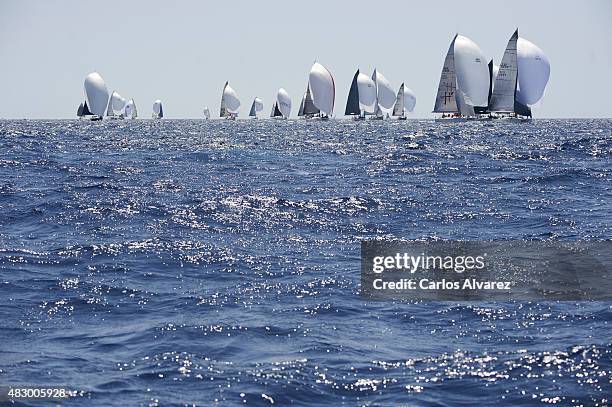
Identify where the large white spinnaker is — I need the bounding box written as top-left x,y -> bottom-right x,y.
454,35 -> 490,111
221,82 -> 240,117
276,88 -> 292,119
308,62 -> 335,116
152,100 -> 163,119
516,37 -> 550,106
84,72 -> 109,118
357,73 -> 377,114
373,70 -> 396,111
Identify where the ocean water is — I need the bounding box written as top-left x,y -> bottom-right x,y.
0,119 -> 610,406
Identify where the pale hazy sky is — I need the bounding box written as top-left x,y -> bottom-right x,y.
0,0 -> 610,119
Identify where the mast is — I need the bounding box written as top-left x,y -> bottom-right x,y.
345,70 -> 360,115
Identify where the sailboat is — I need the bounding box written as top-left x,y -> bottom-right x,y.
297,86 -> 319,118
370,69 -> 396,119
488,29 -> 550,120
203,107 -> 210,120
308,62 -> 335,119
344,69 -> 377,120
83,72 -> 110,121
77,101 -> 93,119
106,91 -> 126,119
249,97 -> 264,118
273,88 -> 291,119
433,34 -> 490,121
152,100 -> 163,119
220,82 -> 240,119
392,83 -> 417,120
124,99 -> 138,119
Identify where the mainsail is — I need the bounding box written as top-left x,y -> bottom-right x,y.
77,102 -> 84,117
433,35 -> 459,113
345,70 -> 360,115
270,102 -> 283,117
392,83 -> 405,116
220,82 -> 228,117
489,29 -> 519,113
82,101 -> 92,116
308,62 -> 335,116
300,86 -> 319,116
249,97 -> 263,117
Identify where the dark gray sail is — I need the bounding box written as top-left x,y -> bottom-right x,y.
220,81 -> 228,117
433,34 -> 459,113
490,30 -> 519,113
82,101 -> 92,116
345,70 -> 360,115
297,94 -> 305,116
302,86 -> 319,115
249,99 -> 257,116
77,102 -> 84,117
159,103 -> 163,118
270,102 -> 283,117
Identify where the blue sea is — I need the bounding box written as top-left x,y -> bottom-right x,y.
0,119 -> 610,406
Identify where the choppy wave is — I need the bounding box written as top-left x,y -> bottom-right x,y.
0,119 -> 611,405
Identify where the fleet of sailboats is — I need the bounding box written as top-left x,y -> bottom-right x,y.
76,32 -> 548,122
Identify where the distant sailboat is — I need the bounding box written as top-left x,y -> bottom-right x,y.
124,99 -> 138,119
274,88 -> 291,119
203,107 -> 210,120
83,72 -> 109,121
107,91 -> 126,119
270,102 -> 283,118
308,62 -> 335,119
249,97 -> 264,118
345,69 -> 377,120
489,29 -> 550,120
371,69 -> 396,119
152,100 -> 163,119
433,34 -> 491,121
220,82 -> 240,119
297,86 -> 319,118
392,83 -> 417,120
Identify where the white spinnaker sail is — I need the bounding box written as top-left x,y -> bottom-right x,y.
404,86 -> 417,112
490,30 -> 519,112
356,73 -> 377,113
254,97 -> 263,113
153,100 -> 163,118
454,35 -> 490,108
516,37 -> 550,106
203,107 -> 210,119
308,62 -> 335,116
124,99 -> 136,119
276,88 -> 292,118
373,70 -> 396,110
84,72 -> 109,117
223,83 -> 241,114
110,91 -> 126,113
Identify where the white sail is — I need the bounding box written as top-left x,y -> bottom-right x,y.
223,83 -> 241,114
83,72 -> 109,118
373,70 -> 396,111
356,73 -> 377,113
254,97 -> 263,112
492,64 -> 500,82
152,100 -> 163,119
516,37 -> 550,106
433,35 -> 458,113
454,35 -> 490,108
276,88 -> 292,118
110,91 -> 126,114
490,30 -> 519,112
308,62 -> 335,116
203,107 -> 210,119
404,85 -> 417,112
124,99 -> 136,119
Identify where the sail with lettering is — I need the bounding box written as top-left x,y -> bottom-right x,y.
489,29 -> 519,113
433,35 -> 459,113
